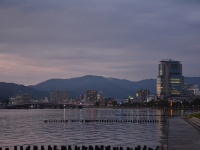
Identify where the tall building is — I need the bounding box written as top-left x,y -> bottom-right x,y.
97,91 -> 104,105
86,90 -> 97,103
50,91 -> 69,103
156,59 -> 184,98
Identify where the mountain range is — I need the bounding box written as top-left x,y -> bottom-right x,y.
0,82 -> 49,100
0,75 -> 200,100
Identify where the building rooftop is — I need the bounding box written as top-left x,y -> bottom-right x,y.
160,59 -> 180,62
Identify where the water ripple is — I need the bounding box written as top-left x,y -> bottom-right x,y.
0,108 -> 191,148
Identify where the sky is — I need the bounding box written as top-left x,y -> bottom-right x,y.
0,0 -> 200,85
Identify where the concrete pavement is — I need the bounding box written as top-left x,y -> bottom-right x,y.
167,117 -> 200,150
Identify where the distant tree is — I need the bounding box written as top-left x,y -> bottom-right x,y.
95,101 -> 100,106
112,100 -> 117,106
146,100 -> 156,106
104,101 -> 107,106
158,99 -> 169,108
0,98 -> 9,105
182,100 -> 189,108
192,98 -> 200,107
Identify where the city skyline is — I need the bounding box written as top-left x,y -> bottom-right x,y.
0,0 -> 200,85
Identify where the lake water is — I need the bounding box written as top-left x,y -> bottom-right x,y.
0,108 -> 189,149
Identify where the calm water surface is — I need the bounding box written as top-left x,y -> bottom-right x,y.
0,108 -> 189,148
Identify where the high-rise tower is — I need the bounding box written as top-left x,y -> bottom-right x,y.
156,59 -> 184,98
86,90 -> 97,103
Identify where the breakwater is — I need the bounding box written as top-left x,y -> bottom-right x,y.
115,114 -> 185,117
0,145 -> 162,150
44,119 -> 167,123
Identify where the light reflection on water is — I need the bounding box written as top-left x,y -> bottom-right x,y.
0,108 -> 192,148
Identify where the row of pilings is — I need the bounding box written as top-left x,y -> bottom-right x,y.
0,145 -> 163,150
44,120 -> 167,123
115,114 -> 184,117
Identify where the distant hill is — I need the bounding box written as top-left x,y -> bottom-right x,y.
0,82 -> 49,100
0,76 -> 199,99
33,75 -> 133,98
33,75 -> 156,98
184,77 -> 200,86
33,75 -> 200,98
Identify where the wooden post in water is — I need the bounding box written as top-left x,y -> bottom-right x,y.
68,146 -> 71,150
41,146 -> 45,150
135,145 -> 141,150
138,145 -> 141,150
5,148 -> 9,150
75,145 -> 77,150
89,145 -> 93,150
113,147 -> 117,150
142,145 -> 147,150
20,146 -> 23,150
53,145 -> 57,150
48,145 -> 52,150
61,146 -> 66,150
82,146 -> 85,150
25,146 -> 30,150
33,146 -> 38,150
105,145 -> 110,150
100,145 -> 104,150
95,145 -> 98,150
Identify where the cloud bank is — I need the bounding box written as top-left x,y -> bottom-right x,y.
0,0 -> 200,85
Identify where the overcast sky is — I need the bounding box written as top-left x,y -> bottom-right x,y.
0,0 -> 200,85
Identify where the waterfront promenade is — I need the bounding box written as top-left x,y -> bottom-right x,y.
167,117 -> 200,150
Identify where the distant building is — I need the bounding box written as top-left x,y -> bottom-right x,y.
86,90 -> 97,103
10,94 -> 31,104
97,91 -> 104,105
104,97 -> 116,106
79,94 -> 86,103
50,91 -> 69,103
184,84 -> 200,96
147,95 -> 157,102
136,89 -> 150,102
31,97 -> 49,103
156,59 -> 184,98
22,94 -> 31,103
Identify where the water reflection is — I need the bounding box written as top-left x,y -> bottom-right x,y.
170,109 -> 173,117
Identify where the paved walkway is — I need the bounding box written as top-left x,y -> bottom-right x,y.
167,117 -> 200,150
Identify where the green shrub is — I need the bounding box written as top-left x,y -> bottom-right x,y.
187,113 -> 200,119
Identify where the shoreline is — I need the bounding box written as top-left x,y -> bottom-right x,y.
1,105 -> 200,111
